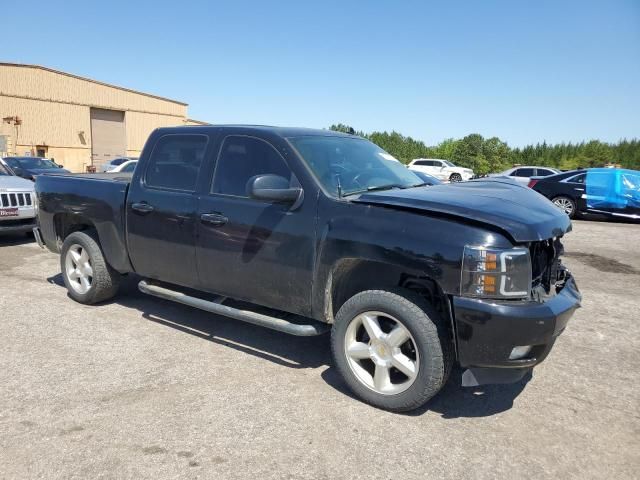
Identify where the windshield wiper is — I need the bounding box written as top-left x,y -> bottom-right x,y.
341,184 -> 404,197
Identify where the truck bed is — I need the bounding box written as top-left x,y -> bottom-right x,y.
35,172 -> 133,273
48,172 -> 133,183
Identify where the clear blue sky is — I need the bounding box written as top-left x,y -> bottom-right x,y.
4,0 -> 639,147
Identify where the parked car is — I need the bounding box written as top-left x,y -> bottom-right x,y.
531,168 -> 640,221
0,160 -> 37,235
408,158 -> 474,182
109,160 -> 138,173
489,166 -> 560,185
102,157 -> 137,172
34,126 -> 580,412
2,156 -> 69,181
410,170 -> 443,186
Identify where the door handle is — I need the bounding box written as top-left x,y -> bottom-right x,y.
200,213 -> 228,226
574,188 -> 585,191
131,202 -> 155,214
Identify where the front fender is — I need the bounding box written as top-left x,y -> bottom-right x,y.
310,197 -> 507,321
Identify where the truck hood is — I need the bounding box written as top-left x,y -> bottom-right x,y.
353,179 -> 571,242
0,175 -> 36,190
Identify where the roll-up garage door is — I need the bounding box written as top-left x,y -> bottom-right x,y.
90,108 -> 126,170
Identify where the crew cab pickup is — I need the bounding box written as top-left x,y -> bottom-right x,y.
34,126 -> 581,412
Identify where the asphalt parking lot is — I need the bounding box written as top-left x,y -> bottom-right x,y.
0,220 -> 638,479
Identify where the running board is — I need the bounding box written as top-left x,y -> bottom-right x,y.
138,280 -> 329,336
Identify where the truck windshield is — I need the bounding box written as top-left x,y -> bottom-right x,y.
288,136 -> 422,197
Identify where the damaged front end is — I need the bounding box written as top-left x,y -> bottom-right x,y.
529,237 -> 572,301
452,235 -> 581,387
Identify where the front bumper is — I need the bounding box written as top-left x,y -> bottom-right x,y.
0,218 -> 36,235
452,275 -> 581,385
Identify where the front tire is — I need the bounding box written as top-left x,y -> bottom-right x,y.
331,289 -> 453,412
60,230 -> 121,304
449,173 -> 462,182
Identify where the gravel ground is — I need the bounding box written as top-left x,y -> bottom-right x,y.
0,220 -> 638,479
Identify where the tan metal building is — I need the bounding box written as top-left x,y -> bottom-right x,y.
0,62 -> 207,172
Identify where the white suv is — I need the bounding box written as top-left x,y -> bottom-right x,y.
0,159 -> 37,235
408,158 -> 474,182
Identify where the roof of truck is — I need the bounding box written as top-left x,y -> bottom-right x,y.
156,125 -> 359,138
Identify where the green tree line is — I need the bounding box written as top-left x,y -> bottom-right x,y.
329,124 -> 640,175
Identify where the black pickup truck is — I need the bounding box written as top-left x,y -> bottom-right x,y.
34,126 -> 581,412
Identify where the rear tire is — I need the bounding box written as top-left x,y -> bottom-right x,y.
60,230 -> 121,304
551,195 -> 577,219
331,289 -> 453,412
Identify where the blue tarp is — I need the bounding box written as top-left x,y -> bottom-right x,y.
586,168 -> 640,210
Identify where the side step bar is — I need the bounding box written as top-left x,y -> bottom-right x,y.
138,280 -> 330,336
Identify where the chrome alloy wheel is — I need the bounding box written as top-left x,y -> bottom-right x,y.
553,197 -> 574,216
344,311 -> 419,395
64,244 -> 93,294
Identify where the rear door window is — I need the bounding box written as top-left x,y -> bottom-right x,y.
536,169 -> 555,176
514,168 -> 535,177
565,173 -> 586,184
145,135 -> 208,191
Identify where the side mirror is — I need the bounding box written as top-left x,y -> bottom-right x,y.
248,174 -> 302,204
58,164 -> 64,168
440,165 -> 446,170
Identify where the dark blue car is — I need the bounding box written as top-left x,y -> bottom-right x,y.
3,156 -> 70,181
531,168 -> 640,221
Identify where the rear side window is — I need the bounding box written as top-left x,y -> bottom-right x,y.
513,168 -> 535,177
414,160 -> 431,166
211,136 -> 292,197
537,169 -> 555,176
565,173 -> 586,184
145,135 -> 207,191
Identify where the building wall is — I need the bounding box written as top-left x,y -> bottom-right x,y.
125,110 -> 192,158
0,63 -> 193,172
0,64 -> 186,118
0,95 -> 91,171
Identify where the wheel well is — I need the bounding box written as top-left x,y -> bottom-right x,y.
328,259 -> 450,322
552,194 -> 575,201
53,213 -> 95,249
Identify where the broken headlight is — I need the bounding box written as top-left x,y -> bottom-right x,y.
461,246 -> 532,299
